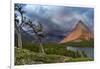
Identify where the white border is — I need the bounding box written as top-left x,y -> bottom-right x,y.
11,1 -> 14,69
12,0 -> 95,8
11,0 -> 95,69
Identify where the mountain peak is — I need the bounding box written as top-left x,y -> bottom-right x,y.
59,20 -> 93,44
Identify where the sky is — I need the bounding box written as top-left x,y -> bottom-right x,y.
15,3 -> 94,36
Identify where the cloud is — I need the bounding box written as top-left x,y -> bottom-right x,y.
15,4 -> 94,35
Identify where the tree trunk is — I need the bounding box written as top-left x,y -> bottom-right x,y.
39,42 -> 45,54
17,31 -> 22,48
16,13 -> 23,48
38,38 -> 45,54
15,28 -> 22,48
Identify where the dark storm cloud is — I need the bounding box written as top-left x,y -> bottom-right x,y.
15,4 -> 94,36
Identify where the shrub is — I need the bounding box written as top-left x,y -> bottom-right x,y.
15,48 -> 66,65
65,58 -> 93,62
15,48 -> 93,65
22,42 -> 86,58
43,54 -> 65,63
15,48 -> 36,65
43,43 -> 68,56
22,42 -> 39,52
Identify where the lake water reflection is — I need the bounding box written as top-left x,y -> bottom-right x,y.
67,46 -> 94,59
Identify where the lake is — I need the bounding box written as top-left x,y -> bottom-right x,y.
66,46 -> 94,59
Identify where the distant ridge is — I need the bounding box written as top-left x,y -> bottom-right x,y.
59,20 -> 93,44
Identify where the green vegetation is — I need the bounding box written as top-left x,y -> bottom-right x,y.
15,48 -> 93,65
15,48 -> 65,65
22,42 -> 84,58
15,42 -> 93,65
62,39 -> 94,47
65,58 -> 93,62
